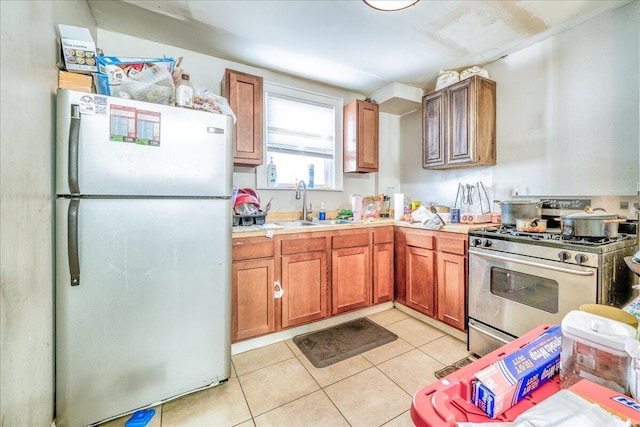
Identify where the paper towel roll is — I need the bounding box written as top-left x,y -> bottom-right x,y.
394,193 -> 404,220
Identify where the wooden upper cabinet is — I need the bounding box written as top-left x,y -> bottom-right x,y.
422,90 -> 447,168
222,69 -> 264,167
422,76 -> 496,170
344,99 -> 379,173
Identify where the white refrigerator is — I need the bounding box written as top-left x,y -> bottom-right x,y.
55,89 -> 232,426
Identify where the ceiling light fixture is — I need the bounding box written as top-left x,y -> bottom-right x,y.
363,0 -> 419,11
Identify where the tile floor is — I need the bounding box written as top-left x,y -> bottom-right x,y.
101,309 -> 472,427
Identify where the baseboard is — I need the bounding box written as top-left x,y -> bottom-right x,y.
393,303 -> 467,343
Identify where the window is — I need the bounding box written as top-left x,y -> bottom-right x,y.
256,82 -> 343,191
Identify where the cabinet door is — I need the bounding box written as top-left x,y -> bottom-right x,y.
406,246 -> 436,317
447,78 -> 473,165
422,90 -> 447,168
436,252 -> 466,330
223,69 -> 264,166
281,251 -> 328,328
373,242 -> 394,304
358,101 -> 379,171
332,245 -> 371,314
394,227 -> 407,305
344,100 -> 379,173
232,258 -> 275,341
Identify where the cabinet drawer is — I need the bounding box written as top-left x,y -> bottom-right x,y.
405,232 -> 434,250
281,236 -> 326,255
332,233 -> 369,249
437,237 -> 466,256
232,238 -> 274,261
372,227 -> 393,244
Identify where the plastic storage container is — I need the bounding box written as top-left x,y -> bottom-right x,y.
560,310 -> 636,393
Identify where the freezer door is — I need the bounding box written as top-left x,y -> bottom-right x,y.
55,198 -> 231,427
56,89 -> 233,197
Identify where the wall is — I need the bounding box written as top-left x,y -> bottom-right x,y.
400,1 -> 640,216
96,31 -> 397,215
0,1 -> 97,425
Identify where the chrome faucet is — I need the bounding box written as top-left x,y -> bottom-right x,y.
295,180 -> 312,221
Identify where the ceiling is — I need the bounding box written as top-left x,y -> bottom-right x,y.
87,0 -> 631,95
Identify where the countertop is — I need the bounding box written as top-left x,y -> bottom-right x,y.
232,218 -> 492,238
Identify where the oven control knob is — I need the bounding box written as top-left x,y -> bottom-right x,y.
558,251 -> 570,262
471,238 -> 483,247
575,254 -> 588,265
482,239 -> 492,247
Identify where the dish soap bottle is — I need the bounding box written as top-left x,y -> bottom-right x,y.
267,156 -> 277,187
175,74 -> 194,108
318,203 -> 326,221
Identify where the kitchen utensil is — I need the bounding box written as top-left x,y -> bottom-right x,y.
625,256 -> 640,277
234,202 -> 259,215
430,205 -> 446,225
559,208 -> 625,238
477,182 -> 491,214
233,193 -> 260,209
494,200 -> 544,226
431,205 -> 450,213
516,218 -> 548,232
264,197 -> 273,214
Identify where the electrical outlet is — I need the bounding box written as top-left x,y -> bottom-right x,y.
621,201 -> 629,209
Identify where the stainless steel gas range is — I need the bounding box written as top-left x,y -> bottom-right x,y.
467,225 -> 638,357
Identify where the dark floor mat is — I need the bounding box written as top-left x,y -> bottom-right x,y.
293,318 -> 398,368
434,356 -> 478,379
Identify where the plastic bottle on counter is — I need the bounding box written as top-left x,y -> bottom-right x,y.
175,74 -> 194,108
318,203 -> 326,220
308,164 -> 314,188
267,156 -> 277,187
352,194 -> 363,221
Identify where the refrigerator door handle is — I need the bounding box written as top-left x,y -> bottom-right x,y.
68,104 -> 81,194
68,199 -> 81,286
207,126 -> 225,134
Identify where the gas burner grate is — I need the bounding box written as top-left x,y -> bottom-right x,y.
560,235 -> 635,246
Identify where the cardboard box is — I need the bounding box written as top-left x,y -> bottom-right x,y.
569,379 -> 640,423
58,25 -> 97,74
472,325 -> 562,418
58,71 -> 93,93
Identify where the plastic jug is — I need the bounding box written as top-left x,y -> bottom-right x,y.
351,194 -> 363,221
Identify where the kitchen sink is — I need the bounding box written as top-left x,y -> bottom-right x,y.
273,220 -> 318,227
319,219 -> 353,226
272,219 -> 354,228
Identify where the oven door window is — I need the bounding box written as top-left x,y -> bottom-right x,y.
490,267 -> 559,314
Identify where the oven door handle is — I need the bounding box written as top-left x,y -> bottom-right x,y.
468,321 -> 512,345
470,250 -> 595,276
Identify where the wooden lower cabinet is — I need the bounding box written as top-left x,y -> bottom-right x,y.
281,251 -> 328,328
233,225 -> 479,342
396,227 -> 468,331
331,231 -> 371,315
373,227 -> 394,304
232,258 -> 275,341
280,236 -> 329,329
405,246 -> 437,317
436,252 -> 466,329
436,235 -> 467,330
232,236 -> 276,342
